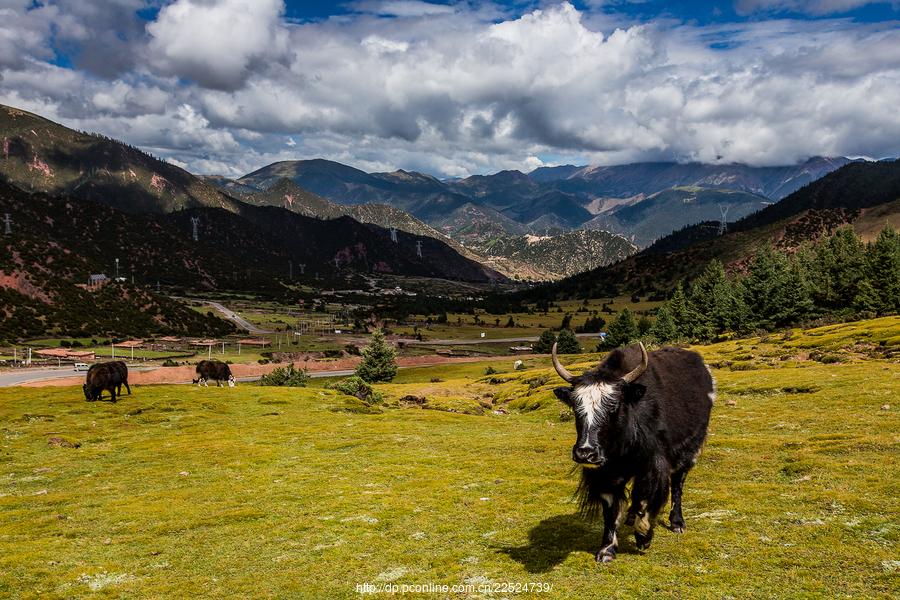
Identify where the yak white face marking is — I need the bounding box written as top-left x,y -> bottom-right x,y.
228,376 -> 236,388
573,382 -> 619,428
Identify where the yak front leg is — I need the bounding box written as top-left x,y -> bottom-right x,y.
631,460 -> 671,551
596,490 -> 625,563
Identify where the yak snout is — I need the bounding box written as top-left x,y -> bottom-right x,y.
573,444 -> 605,467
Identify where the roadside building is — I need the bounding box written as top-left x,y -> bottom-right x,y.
35,348 -> 96,363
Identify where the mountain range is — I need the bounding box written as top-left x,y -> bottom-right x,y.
1,101 -> 897,338
531,159 -> 900,300
234,155 -> 854,249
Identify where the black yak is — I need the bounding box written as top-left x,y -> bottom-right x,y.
193,360 -> 235,387
82,361 -> 130,402
551,341 -> 714,562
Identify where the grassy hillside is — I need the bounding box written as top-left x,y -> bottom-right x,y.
0,104 -> 239,215
476,230 -> 637,279
210,178 -> 555,281
1,318 -> 897,598
583,187 -> 771,247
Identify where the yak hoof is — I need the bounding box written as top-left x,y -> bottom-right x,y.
596,550 -> 616,563
669,512 -> 685,533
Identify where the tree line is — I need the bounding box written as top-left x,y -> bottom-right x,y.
533,225 -> 899,352
630,226 -> 898,346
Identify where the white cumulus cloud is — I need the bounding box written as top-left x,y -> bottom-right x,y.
147,0 -> 290,90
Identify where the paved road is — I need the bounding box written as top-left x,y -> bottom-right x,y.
0,367 -> 356,387
401,333 -> 602,346
0,366 -> 160,387
206,301 -> 273,335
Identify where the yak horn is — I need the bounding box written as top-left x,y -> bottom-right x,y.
551,342 -> 576,383
621,342 -> 649,383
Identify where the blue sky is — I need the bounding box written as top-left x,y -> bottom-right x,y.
1,1 -> 898,177
279,0 -> 900,23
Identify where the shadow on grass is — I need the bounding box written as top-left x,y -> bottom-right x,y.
499,513 -> 640,572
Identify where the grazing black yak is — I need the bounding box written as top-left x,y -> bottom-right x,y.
83,361 -> 130,402
193,360 -> 235,387
551,342 -> 714,562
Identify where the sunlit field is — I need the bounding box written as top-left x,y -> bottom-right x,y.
1,319 -> 898,598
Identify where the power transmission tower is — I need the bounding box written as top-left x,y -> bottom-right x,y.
717,205 -> 730,236
298,263 -> 306,275
390,227 -> 398,243
416,240 -> 423,258
289,260 -> 293,280
190,217 -> 200,241
2,213 -> 10,235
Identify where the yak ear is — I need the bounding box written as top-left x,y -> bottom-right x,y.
554,387 -> 573,406
623,383 -> 646,403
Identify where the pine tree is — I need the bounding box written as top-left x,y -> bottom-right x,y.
668,281 -> 696,339
637,315 -> 653,336
867,225 -> 900,313
810,227 -> 867,311
602,308 -> 639,349
689,260 -> 733,339
650,304 -> 678,343
534,329 -> 557,354
743,245 -> 779,329
555,329 -> 581,354
852,278 -> 880,313
355,329 -> 398,382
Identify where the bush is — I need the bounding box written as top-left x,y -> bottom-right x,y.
533,329 -> 556,354
327,376 -> 384,405
258,358 -> 270,365
344,344 -> 361,356
258,364 -> 310,387
484,366 -> 498,375
161,359 -> 179,367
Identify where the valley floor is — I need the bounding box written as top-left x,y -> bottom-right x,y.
1,319 -> 898,598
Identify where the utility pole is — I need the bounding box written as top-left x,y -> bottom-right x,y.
115,258 -> 119,280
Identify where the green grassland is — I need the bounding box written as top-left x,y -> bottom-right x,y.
1,319 -> 898,598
